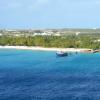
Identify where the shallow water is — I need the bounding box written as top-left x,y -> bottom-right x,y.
0,49 -> 100,100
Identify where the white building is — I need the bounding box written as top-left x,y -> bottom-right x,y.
54,33 -> 61,36
94,39 -> 100,42
0,33 -> 2,36
76,32 -> 80,36
33,32 -> 52,36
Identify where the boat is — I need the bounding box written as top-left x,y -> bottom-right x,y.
93,49 -> 100,53
56,51 -> 68,57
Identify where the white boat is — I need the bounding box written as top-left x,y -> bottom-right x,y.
56,51 -> 68,57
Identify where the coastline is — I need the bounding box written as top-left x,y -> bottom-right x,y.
0,46 -> 92,52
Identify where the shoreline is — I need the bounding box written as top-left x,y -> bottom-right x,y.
0,46 -> 92,52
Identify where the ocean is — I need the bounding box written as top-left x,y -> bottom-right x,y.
0,49 -> 100,100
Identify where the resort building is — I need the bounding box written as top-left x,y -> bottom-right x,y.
0,33 -> 2,36
76,32 -> 80,36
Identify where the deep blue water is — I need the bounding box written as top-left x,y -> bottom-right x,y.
0,49 -> 100,100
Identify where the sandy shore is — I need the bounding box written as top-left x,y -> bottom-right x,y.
0,46 -> 92,52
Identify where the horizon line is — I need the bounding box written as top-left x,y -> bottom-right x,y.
0,27 -> 99,30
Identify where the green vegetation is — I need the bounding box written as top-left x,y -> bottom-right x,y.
0,35 -> 100,49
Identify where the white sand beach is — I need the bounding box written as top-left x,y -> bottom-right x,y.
0,46 -> 92,52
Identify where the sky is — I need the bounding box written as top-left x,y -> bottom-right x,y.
0,0 -> 99,29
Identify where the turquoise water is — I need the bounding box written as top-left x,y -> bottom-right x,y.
0,49 -> 100,100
